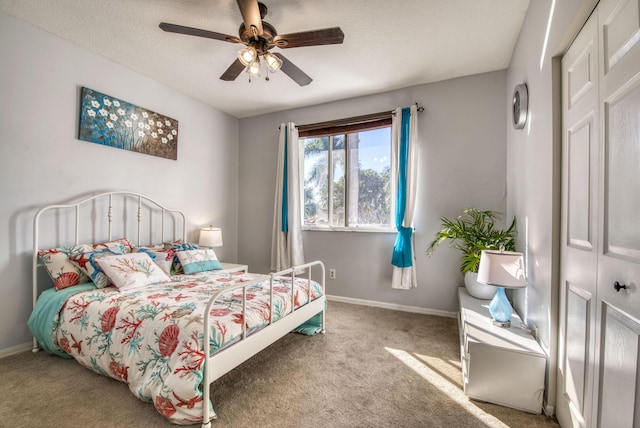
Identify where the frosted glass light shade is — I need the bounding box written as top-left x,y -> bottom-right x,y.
199,227 -> 223,247
264,52 -> 282,72
237,46 -> 257,66
247,58 -> 261,77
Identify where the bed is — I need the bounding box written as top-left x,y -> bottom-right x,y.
28,191 -> 326,426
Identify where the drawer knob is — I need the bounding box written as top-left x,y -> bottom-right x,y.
614,281 -> 627,292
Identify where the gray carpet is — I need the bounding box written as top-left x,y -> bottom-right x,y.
1,302 -> 559,427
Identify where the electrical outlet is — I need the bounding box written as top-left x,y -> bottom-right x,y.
329,269 -> 336,280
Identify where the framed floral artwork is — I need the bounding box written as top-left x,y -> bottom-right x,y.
78,87 -> 179,160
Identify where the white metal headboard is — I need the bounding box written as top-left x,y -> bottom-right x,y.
32,191 -> 186,309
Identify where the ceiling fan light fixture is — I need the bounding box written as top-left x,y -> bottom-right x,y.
237,46 -> 257,66
247,58 -> 261,77
160,1 -> 344,86
264,52 -> 283,72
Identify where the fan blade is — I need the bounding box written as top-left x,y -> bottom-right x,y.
159,22 -> 241,44
273,27 -> 344,48
236,0 -> 263,38
220,58 -> 246,81
273,53 -> 312,86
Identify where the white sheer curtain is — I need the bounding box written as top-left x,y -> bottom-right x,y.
271,122 -> 305,271
391,105 -> 419,289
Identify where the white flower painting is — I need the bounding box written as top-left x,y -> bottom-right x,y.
78,87 -> 179,160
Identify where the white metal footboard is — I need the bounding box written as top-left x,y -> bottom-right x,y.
200,261 -> 326,427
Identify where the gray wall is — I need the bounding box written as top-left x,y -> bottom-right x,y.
238,70 -> 508,315
3,4 -> 601,394
506,0 -> 598,412
0,12 -> 240,353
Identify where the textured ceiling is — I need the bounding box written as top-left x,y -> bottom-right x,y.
0,0 -> 529,118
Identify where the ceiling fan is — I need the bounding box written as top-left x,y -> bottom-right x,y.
159,0 -> 344,86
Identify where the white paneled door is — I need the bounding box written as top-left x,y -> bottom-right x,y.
558,0 -> 640,427
595,0 -> 640,425
559,11 -> 599,428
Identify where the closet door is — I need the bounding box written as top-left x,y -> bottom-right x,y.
594,0 -> 640,426
558,11 -> 600,428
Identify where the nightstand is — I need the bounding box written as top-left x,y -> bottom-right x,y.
219,262 -> 248,273
458,287 -> 545,413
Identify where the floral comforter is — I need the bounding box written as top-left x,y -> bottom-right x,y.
43,271 -> 323,424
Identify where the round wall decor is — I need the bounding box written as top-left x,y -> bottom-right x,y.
512,83 -> 528,129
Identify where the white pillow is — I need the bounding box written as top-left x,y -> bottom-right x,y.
97,252 -> 171,290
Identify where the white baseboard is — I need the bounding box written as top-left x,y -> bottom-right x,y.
0,342 -> 32,359
542,399 -> 555,418
326,294 -> 457,318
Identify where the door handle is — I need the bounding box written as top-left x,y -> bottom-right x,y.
614,281 -> 627,292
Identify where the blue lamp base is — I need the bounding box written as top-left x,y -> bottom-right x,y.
489,287 -> 513,328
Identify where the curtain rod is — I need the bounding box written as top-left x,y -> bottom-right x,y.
278,104 -> 424,130
288,103 -> 424,131
394,103 -> 425,113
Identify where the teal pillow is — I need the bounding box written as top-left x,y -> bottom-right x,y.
176,249 -> 223,274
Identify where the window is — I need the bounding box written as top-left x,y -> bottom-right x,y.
302,125 -> 394,230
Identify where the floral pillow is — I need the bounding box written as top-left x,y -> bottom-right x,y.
38,244 -> 93,290
69,248 -> 122,288
134,247 -> 175,276
164,241 -> 199,274
97,253 -> 171,291
134,244 -> 165,251
93,237 -> 134,253
176,248 -> 223,274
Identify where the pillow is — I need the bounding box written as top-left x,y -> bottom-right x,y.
134,247 -> 175,276
134,244 -> 165,251
176,248 -> 223,274
163,240 -> 198,251
164,241 -> 199,274
93,238 -> 134,253
69,248 -> 122,288
38,244 -> 93,290
97,253 -> 171,290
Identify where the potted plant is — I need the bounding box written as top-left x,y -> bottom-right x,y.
426,208 -> 517,299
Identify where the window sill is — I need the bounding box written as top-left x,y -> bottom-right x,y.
302,227 -> 397,234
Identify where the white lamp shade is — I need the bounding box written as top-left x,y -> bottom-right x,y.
477,250 -> 526,288
199,227 -> 223,247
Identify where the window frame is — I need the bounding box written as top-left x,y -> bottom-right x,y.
300,112 -> 396,233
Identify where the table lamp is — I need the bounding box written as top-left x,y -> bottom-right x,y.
477,249 -> 526,327
199,226 -> 223,248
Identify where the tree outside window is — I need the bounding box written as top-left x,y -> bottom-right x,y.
302,127 -> 393,230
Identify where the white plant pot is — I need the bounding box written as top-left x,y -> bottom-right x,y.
464,271 -> 497,300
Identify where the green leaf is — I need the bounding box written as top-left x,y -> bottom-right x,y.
426,208 -> 518,273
